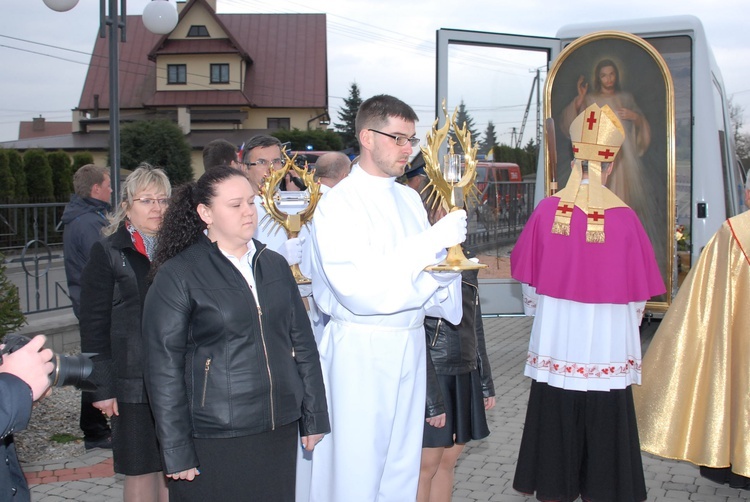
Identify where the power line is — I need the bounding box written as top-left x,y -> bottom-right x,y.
0,41 -> 326,101
1,8 -> 539,130
0,44 -> 89,66
0,34 -> 92,56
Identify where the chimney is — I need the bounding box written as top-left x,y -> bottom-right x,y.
94,94 -> 100,118
32,116 -> 45,132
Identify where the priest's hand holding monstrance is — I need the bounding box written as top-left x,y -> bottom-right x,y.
259,151 -> 321,284
421,101 -> 487,272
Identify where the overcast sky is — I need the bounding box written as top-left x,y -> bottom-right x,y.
1,0 -> 748,147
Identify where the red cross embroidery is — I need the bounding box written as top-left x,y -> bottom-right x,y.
586,111 -> 597,130
557,204 -> 574,215
587,211 -> 604,222
572,146 -> 579,154
598,149 -> 615,159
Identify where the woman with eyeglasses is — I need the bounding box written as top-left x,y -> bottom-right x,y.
142,165 -> 329,501
79,164 -> 171,502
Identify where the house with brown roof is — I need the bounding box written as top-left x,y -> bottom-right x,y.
2,0 -> 329,177
18,117 -> 73,140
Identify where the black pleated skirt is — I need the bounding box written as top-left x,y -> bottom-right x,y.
111,402 -> 163,476
423,369 -> 490,448
513,381 -> 646,502
167,421 -> 298,502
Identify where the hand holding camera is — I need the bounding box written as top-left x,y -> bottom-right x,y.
0,334 -> 95,394
0,334 -> 54,401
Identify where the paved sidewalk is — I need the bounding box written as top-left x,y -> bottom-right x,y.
23,317 -> 750,501
24,448 -> 122,501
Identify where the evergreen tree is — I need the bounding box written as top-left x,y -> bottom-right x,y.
48,150 -> 74,201
479,121 -> 498,156
0,252 -> 26,338
449,100 -> 480,153
7,150 -> 26,201
335,83 -> 363,152
729,98 -> 750,167
23,149 -> 54,201
492,143 -> 537,177
0,150 -> 14,201
72,151 -> 95,171
120,120 -> 193,185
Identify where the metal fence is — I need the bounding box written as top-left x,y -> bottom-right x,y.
465,181 -> 536,253
1,187 -> 537,315
0,202 -> 66,252
0,202 -> 70,315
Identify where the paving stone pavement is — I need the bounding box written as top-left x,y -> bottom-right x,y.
22,317 -> 750,501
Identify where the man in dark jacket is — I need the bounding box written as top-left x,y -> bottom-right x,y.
0,334 -> 54,502
61,164 -> 112,450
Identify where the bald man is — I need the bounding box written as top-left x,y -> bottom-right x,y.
313,152 -> 352,190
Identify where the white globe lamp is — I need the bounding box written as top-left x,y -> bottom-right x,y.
142,0 -> 179,35
42,0 -> 80,12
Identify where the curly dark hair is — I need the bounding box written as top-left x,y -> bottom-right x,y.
151,165 -> 247,276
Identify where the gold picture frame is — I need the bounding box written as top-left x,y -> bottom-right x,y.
545,31 -> 675,311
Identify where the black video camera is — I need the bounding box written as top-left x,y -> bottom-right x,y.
0,334 -> 95,391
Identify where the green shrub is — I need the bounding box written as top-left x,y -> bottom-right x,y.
273,128 -> 343,152
0,150 -> 14,201
120,120 -> 193,185
0,253 -> 25,338
48,150 -> 74,201
23,149 -> 54,201
7,150 -> 27,201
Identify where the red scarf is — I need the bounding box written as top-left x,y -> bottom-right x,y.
125,221 -> 149,258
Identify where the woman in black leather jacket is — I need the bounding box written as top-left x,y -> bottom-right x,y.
142,165 -> 329,502
80,165 -> 171,501
407,174 -> 496,502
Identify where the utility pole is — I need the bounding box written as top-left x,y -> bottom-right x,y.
535,67 -> 542,148
516,69 -> 540,149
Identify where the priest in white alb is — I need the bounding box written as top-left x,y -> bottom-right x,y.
309,94 -> 465,502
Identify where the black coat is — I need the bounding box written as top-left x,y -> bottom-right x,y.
142,236 -> 330,474
61,194 -> 110,318
79,224 -> 151,403
0,374 -> 32,502
424,265 -> 495,418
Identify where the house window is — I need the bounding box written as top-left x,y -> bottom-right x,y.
167,64 -> 187,84
187,25 -> 210,37
210,64 -> 230,84
267,118 -> 290,130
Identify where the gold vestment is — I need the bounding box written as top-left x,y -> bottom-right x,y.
634,210 -> 750,475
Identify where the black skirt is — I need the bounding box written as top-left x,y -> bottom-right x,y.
111,402 -> 163,476
700,466 -> 750,490
423,369 -> 490,448
167,421 -> 298,502
513,381 -> 646,502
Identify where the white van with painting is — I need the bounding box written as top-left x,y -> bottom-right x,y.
435,15 -> 745,315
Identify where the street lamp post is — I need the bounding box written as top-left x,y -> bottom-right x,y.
43,0 -> 177,205
105,0 -> 124,206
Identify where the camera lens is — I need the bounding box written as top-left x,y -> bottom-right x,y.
1,334 -> 95,390
50,353 -> 95,391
